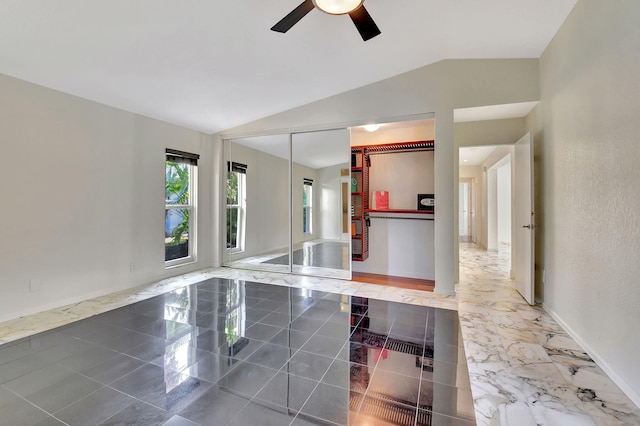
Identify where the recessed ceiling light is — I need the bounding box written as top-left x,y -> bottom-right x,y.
363,124 -> 380,132
463,159 -> 468,162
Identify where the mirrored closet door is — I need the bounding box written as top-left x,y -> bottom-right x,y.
223,129 -> 351,280
292,129 -> 351,279
224,134 -> 291,274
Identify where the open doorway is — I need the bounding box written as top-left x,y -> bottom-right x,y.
459,145 -> 514,270
487,156 -> 512,262
459,178 -> 475,243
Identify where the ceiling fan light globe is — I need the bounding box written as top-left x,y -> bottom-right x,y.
313,0 -> 363,15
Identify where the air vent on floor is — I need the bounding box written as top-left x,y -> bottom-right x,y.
351,390 -> 433,426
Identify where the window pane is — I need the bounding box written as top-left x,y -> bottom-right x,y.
166,162 -> 190,205
227,172 -> 239,205
165,208 -> 190,261
227,207 -> 239,249
303,207 -> 308,233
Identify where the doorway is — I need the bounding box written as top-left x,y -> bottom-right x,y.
459,145 -> 514,273
459,178 -> 474,243
488,157 -> 512,261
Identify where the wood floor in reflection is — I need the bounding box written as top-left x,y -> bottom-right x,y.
352,272 -> 435,292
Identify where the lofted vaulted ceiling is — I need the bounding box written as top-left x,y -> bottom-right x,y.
0,1 -> 576,134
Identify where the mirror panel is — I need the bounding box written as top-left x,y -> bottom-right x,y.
224,134 -> 291,273
292,129 -> 351,279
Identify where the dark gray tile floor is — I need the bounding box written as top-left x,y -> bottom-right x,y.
0,278 -> 476,425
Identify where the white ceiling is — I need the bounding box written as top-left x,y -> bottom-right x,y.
0,1 -> 576,134
459,146 -> 498,166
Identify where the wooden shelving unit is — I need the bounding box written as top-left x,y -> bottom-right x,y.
366,209 -> 434,214
351,146 -> 369,261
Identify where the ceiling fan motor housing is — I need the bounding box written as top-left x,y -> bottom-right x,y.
312,0 -> 364,15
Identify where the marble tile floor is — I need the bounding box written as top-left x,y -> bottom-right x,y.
0,244 -> 639,425
0,280 -> 473,425
457,244 -> 640,425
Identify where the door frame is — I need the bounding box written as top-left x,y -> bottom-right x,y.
459,177 -> 474,243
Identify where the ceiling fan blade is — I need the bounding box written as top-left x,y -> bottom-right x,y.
271,0 -> 315,33
349,5 -> 381,41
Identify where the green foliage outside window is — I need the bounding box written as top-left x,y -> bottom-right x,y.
227,171 -> 239,249
166,162 -> 190,247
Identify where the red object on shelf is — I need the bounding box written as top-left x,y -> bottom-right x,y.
375,191 -> 389,210
375,349 -> 388,362
366,209 -> 434,215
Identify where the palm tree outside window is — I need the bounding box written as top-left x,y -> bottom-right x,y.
165,149 -> 199,265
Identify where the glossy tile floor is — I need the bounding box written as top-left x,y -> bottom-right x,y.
0,279 -> 474,426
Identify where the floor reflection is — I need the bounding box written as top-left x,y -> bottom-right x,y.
0,279 -> 474,425
226,239 -> 351,280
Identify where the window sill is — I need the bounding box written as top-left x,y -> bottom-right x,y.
165,257 -> 197,269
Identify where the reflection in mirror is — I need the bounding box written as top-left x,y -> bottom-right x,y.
223,129 -> 351,280
291,129 -> 351,279
223,134 -> 291,273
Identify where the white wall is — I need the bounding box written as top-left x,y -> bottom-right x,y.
479,147 -> 514,251
486,168 -> 498,251
533,0 -> 640,405
455,118 -> 526,148
497,162 -> 512,245
316,163 -> 348,240
368,151 -> 435,210
357,218 -> 435,280
0,73 -> 216,323
224,59 -> 541,294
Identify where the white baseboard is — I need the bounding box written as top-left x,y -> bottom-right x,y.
543,303 -> 640,408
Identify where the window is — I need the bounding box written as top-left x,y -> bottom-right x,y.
303,178 -> 313,234
165,149 -> 199,265
227,162 -> 247,252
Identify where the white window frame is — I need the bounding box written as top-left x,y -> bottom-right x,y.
303,179 -> 313,235
165,150 -> 198,268
227,164 -> 246,254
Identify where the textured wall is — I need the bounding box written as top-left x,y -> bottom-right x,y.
536,0 -> 640,404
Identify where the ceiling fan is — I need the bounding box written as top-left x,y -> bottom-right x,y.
271,0 -> 381,41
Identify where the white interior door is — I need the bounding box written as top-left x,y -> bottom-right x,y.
514,132 -> 535,304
